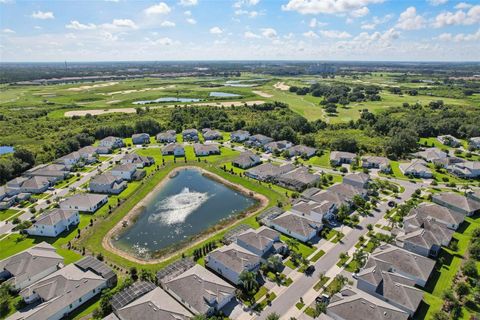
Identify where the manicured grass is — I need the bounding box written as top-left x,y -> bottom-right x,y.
0,208 -> 20,221
280,235 -> 316,259
303,150 -> 331,168
310,249 -> 326,262
336,254 -> 350,267
296,301 -> 305,310
305,306 -> 316,318
313,276 -> 330,291
285,258 -> 297,270
254,286 -> 268,301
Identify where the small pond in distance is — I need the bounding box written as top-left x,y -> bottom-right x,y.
113,168 -> 256,257
0,146 -> 14,155
209,91 -> 241,98
132,97 -> 201,105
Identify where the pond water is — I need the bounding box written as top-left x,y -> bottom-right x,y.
132,97 -> 201,105
209,91 -> 241,98
0,146 -> 14,155
113,168 -> 256,258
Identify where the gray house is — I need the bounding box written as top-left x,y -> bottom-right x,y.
432,192 -> 480,216
156,130 -> 177,143
89,173 -> 127,194
230,130 -> 250,142
99,136 -> 125,150
59,193 -> 108,213
330,151 -> 356,166
182,129 -> 199,141
162,143 -> 185,156
131,133 -> 150,145
361,156 -> 391,172
287,145 -> 316,158
232,151 -> 261,169
275,167 -> 320,191
202,128 -> 222,140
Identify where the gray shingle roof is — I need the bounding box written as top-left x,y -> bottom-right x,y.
406,202 -> 464,226
207,243 -> 261,274
433,192 -> 480,213
271,212 -> 322,238
33,208 -> 77,227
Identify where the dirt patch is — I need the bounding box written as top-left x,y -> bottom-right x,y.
66,82 -> 118,91
106,100 -> 122,105
102,166 -> 269,265
252,90 -> 273,98
64,100 -> 265,117
273,81 -> 290,91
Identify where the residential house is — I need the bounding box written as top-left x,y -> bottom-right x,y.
0,195 -> 16,210
120,153 -> 154,168
230,130 -> 250,142
77,146 -> 99,163
362,244 -> 435,287
447,160 -> 480,178
290,199 -> 335,223
89,173 -> 127,194
0,242 -> 63,291
264,140 -> 293,153
205,243 -> 261,285
74,256 -> 117,288
115,287 -> 192,320
432,156 -> 464,168
361,156 -> 391,172
202,128 -> 222,140
6,176 -> 51,194
266,211 -> 322,242
162,264 -> 235,315
326,287 -> 409,320
111,164 -> 138,181
28,208 -> 80,237
437,134 -> 461,147
59,193 -> 108,213
55,152 -> 81,167
432,192 -> 480,216
468,137 -> 480,150
23,164 -> 70,183
162,143 -> 185,156
232,151 -> 261,169
131,133 -> 150,145
275,167 -> 320,191
343,172 -> 370,189
287,145 -> 316,158
468,190 -> 480,202
111,281 -> 157,311
395,219 -> 454,257
399,159 -> 433,178
330,151 -> 356,166
156,130 -> 177,143
356,268 -> 424,316
235,226 -> 280,257
182,129 -> 199,141
99,136 -> 125,150
404,202 -> 464,230
193,143 -> 220,156
245,163 -> 295,182
413,147 -> 447,162
11,264 -> 107,320
246,134 -> 273,147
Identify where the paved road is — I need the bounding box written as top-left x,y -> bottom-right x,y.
255,179 -> 420,319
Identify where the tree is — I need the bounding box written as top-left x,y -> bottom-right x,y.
462,259 -> 478,279
266,313 -> 280,320
455,281 -> 470,298
0,284 -> 12,317
129,267 -> 138,281
266,255 -> 283,272
238,270 -> 258,294
432,311 -> 449,320
314,301 -> 327,316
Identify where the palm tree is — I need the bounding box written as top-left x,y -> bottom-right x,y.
238,270 -> 258,293
266,313 -> 280,320
285,238 -> 299,252
267,255 -> 283,272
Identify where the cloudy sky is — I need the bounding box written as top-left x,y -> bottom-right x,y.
0,0 -> 479,62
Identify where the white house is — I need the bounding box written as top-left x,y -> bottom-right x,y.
205,243 -> 261,285
162,143 -> 185,156
0,242 -> 63,291
267,211 -> 322,242
28,209 -> 79,237
59,193 -> 108,213
99,136 -> 124,150
12,264 -> 107,320
399,159 -> 433,178
230,130 -> 250,142
110,164 -> 137,181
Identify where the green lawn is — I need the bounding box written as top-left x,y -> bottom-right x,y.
0,209 -> 20,221
310,249 -> 326,262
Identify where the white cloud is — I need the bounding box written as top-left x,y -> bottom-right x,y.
354,28 -> 400,43
319,29 -> 352,38
156,37 -> 174,45
361,14 -> 393,30
303,30 -> 318,38
396,6 -> 425,30
261,28 -> 277,39
186,18 -> 197,24
428,0 -> 447,6
179,0 -> 198,6
351,7 -> 369,18
361,23 -> 376,30
2,28 -> 15,33
432,5 -> 480,27
210,26 -> 223,34
234,0 -> 260,8
308,18 -> 327,28
436,29 -> 480,41
34,26 -> 42,30
109,19 -> 137,29
244,31 -> 261,38
0,0 -> 14,3
66,20 -> 97,30
161,20 -> 176,27
184,10 -> 192,16
145,2 -> 171,15
455,2 -> 472,9
31,11 -> 54,20
281,0 -> 383,15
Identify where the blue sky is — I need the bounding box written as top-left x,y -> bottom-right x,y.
0,0 -> 479,62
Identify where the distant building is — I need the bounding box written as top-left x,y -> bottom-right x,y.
446,161 -> 480,179
264,140 -> 293,153
232,151 -> 261,169
245,163 -> 295,182
111,164 -> 138,181
99,136 -> 125,150
343,172 -> 370,189
266,211 -> 322,242
156,130 -> 177,143
162,143 -> 185,156
28,208 -> 79,237
412,147 -> 447,163
361,156 -> 390,172
193,143 -> 220,156
246,134 -> 273,147
275,167 -> 320,191
89,173 -> 127,194
230,130 -> 250,142
182,129 -> 199,141
120,153 -> 154,168
432,192 -> 480,216
287,145 -> 316,158
202,128 -> 222,140
404,202 -> 464,230
468,137 -> 480,149
330,151 -> 356,166
399,159 -> 432,178
437,135 -> 461,147
131,133 -> 150,145
59,193 -> 108,213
